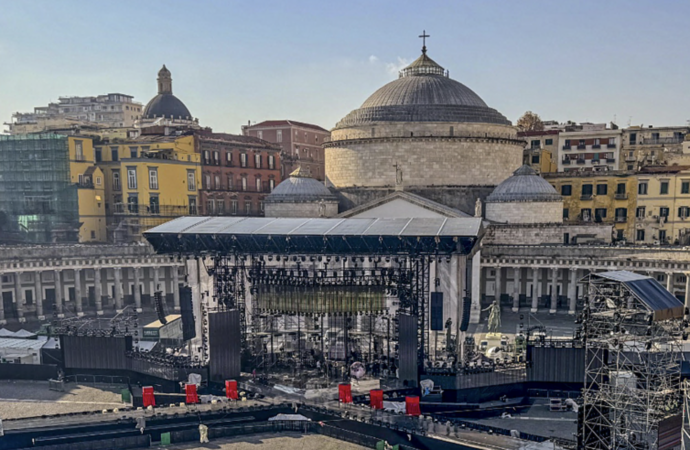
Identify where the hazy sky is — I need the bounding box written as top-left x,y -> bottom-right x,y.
1,1 -> 689,134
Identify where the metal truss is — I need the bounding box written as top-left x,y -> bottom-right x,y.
581,274 -> 683,450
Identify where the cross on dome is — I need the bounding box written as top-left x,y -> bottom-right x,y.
419,30 -> 430,54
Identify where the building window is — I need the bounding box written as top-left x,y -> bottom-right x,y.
595,208 -> 607,221
206,199 -> 215,215
616,183 -> 626,194
260,201 -> 265,213
187,170 -> 196,191
113,171 -> 121,191
659,230 -> 667,242
215,174 -> 221,190
127,194 -> 138,213
231,199 -> 238,215
679,206 -> 690,219
660,207 -> 670,217
276,130 -> 282,142
129,146 -> 138,158
245,201 -> 252,215
682,181 -> 690,194
582,184 -> 593,197
127,167 -> 137,189
213,151 -> 220,165
638,182 -> 648,195
255,154 -> 262,169
95,147 -> 102,162
561,185 -> 572,196
258,130 -> 263,139
615,208 -> 627,221
636,229 -> 645,241
530,140 -> 540,149
204,174 -> 211,190
256,178 -> 262,192
660,181 -> 669,195
636,206 -> 646,219
227,175 -> 233,190
269,179 -> 275,192
563,208 -> 569,220
241,176 -> 247,191
240,153 -> 247,167
148,168 -> 158,190
226,152 -> 232,165
531,155 -> 540,164
581,208 -> 592,221
96,176 -> 101,186
75,140 -> 84,161
111,147 -> 119,161
217,199 -> 225,215
268,155 -> 275,169
203,150 -> 210,164
149,195 -> 160,214
596,184 -> 608,195
545,138 -> 553,145
630,132 -> 637,145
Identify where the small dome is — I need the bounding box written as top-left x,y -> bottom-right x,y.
143,94 -> 192,120
334,50 -> 510,129
266,167 -> 337,203
486,165 -> 562,203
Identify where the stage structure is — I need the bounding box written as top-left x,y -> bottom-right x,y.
581,271 -> 685,450
144,217 -> 481,386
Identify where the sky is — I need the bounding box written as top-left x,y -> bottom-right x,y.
1,0 -> 689,134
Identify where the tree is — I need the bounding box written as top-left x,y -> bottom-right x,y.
517,111 -> 544,131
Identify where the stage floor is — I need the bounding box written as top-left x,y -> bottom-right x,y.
467,311 -> 577,341
165,432 -> 366,450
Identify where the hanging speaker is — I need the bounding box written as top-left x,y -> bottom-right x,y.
154,291 -> 167,324
459,297 -> 471,332
430,292 -> 444,331
180,286 -> 196,341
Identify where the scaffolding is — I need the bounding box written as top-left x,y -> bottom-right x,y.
581,271 -> 684,450
0,133 -> 79,243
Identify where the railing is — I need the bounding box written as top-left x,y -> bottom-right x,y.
615,193 -> 628,200
607,143 -> 616,148
615,216 -> 628,223
562,145 -> 571,150
77,182 -> 95,189
592,144 -> 601,149
562,159 -> 571,165
576,159 -> 586,164
641,137 -> 684,145
577,145 -> 586,149
580,194 -> 592,200
606,157 -> 616,163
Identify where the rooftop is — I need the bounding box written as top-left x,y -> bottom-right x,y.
246,120 -> 329,133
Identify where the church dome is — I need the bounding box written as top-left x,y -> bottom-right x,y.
142,65 -> 193,121
334,50 -> 510,129
486,165 -> 562,203
266,167 -> 338,203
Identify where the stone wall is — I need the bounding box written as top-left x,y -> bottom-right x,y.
325,122 -> 523,189
485,201 -> 562,224
265,201 -> 339,218
484,223 -> 612,245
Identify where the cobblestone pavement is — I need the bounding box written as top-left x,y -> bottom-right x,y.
0,380 -> 124,420
166,432 -> 366,450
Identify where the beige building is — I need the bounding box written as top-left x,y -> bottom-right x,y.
518,130 -> 559,174
6,93 -> 142,134
621,125 -> 689,170
558,125 -> 621,172
634,166 -> 690,245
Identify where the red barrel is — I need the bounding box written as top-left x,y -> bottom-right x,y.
225,380 -> 238,400
405,395 -> 420,416
370,389 -> 384,409
185,383 -> 199,404
142,386 -> 155,407
338,383 -> 353,403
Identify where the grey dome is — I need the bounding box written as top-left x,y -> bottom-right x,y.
266,168 -> 337,203
486,165 -> 562,203
334,52 -> 510,129
143,94 -> 192,120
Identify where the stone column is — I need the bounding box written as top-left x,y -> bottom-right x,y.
173,266 -> 181,311
549,268 -> 559,314
666,272 -> 674,293
531,267 -> 539,313
469,252 -> 481,323
114,267 -> 123,311
74,269 -> 83,316
568,268 -> 578,315
94,268 -> 103,315
14,271 -> 24,321
494,266 -> 502,306
153,267 -> 161,293
133,267 -> 142,312
54,269 -> 64,317
512,267 -> 520,312
0,270 -> 5,324
35,271 -> 44,319
684,273 -> 690,312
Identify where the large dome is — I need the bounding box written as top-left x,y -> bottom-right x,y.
266,167 -> 337,203
334,52 -> 510,129
486,165 -> 562,203
143,94 -> 192,120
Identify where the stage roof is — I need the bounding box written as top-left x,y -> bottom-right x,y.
144,216 -> 482,256
595,271 -> 684,321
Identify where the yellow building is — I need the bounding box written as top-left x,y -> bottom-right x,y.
634,167 -> 690,245
95,132 -> 201,242
68,137 -> 107,242
519,130 -> 559,174
545,171 -> 637,242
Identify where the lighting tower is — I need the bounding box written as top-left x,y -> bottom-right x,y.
581,271 -> 684,450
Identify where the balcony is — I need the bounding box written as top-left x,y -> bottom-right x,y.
577,145 -> 586,150
625,155 -> 636,162
592,144 -> 601,149
562,159 -> 571,165
576,159 -> 586,165
614,193 -> 628,200
607,143 -> 616,149
562,145 -> 572,150
615,216 -> 628,223
641,137 -> 684,145
580,195 -> 593,201
606,158 -> 616,163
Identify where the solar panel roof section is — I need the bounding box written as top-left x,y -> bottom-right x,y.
596,270 -> 651,283
150,216 -> 208,233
